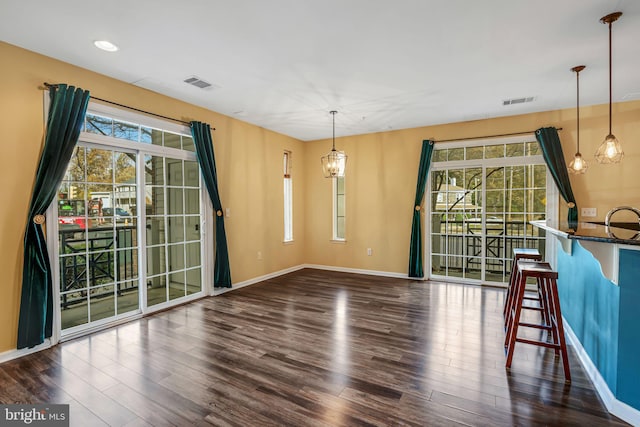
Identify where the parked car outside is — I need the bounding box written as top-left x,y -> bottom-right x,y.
58,214 -> 88,230
102,207 -> 132,223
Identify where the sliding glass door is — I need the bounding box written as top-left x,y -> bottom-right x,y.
52,105 -> 208,337
429,138 -> 549,286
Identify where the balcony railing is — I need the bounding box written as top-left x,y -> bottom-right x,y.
59,224 -> 138,309
431,219 -> 546,280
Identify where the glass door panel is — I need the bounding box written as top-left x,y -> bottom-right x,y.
145,156 -> 202,307
145,154 -> 168,306
431,167 -> 484,280
58,146 -> 139,331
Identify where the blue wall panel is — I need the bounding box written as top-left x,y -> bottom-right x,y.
617,249 -> 640,409
556,240 -> 619,392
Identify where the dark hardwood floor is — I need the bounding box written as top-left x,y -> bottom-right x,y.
0,269 -> 629,426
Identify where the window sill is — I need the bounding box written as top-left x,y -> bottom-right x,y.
330,239 -> 347,244
283,240 -> 295,245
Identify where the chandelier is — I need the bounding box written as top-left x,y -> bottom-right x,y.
321,111 -> 347,178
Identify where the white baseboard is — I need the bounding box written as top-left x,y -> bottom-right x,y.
563,317 -> 640,426
0,339 -> 52,365
212,264 -> 422,297
212,264 -> 306,296
303,264 -> 419,280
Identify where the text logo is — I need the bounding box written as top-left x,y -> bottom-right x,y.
0,405 -> 69,426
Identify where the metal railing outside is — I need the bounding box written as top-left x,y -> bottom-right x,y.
59,224 -> 138,308
432,219 -> 545,280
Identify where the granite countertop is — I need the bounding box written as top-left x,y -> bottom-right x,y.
530,220 -> 640,246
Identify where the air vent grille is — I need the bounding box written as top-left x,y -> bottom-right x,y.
503,96 -> 535,106
184,76 -> 213,89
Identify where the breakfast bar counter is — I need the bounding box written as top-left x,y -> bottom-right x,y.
531,220 -> 640,422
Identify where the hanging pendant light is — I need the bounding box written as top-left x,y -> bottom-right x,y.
568,65 -> 588,174
595,11 -> 623,164
321,111 -> 347,178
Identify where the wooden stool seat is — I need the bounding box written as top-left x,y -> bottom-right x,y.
504,260 -> 571,382
516,262 -> 557,277
513,248 -> 542,257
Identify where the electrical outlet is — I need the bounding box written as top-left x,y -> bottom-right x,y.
367,248 -> 372,256
581,207 -> 597,217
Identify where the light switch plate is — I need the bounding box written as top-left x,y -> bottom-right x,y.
581,207 -> 597,217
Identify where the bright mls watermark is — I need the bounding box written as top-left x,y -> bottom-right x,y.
0,404 -> 69,426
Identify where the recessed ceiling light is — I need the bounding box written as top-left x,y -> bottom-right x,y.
93,40 -> 119,52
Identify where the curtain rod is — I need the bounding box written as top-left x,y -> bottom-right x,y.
43,82 -> 215,130
435,128 -> 562,143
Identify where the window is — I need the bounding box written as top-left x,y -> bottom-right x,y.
283,151 -> 293,242
429,136 -> 554,285
333,177 -> 345,240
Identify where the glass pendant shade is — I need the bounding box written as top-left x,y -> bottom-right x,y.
321,148 -> 347,178
595,134 -> 623,163
596,11 -> 623,164
568,152 -> 587,174
321,111 -> 347,178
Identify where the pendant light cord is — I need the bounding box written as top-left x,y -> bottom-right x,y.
608,19 -> 613,135
331,110 -> 337,150
571,64 -> 585,158
576,69 -> 580,152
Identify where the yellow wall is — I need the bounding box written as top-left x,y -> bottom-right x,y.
2,40 -> 639,354
0,42 -> 305,352
304,101 -> 640,272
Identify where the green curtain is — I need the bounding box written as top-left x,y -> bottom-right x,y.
17,84 -> 90,349
191,121 -> 232,288
408,140 -> 435,277
535,127 -> 578,227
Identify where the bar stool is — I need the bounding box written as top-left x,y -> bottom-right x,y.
503,248 -> 542,326
504,260 -> 571,382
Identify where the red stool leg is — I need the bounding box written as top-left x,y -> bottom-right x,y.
541,276 -> 559,354
504,265 -> 523,348
503,258 -> 518,318
537,276 -> 551,331
505,271 -> 527,367
548,277 -> 571,382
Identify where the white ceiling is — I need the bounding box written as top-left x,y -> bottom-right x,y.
1,0 -> 639,141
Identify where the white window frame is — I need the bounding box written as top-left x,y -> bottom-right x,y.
283,151 -> 293,242
46,99 -> 214,343
332,176 -> 346,241
425,134 -> 558,285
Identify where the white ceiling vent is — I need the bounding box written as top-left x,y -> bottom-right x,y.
184,76 -> 213,89
503,96 -> 535,106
